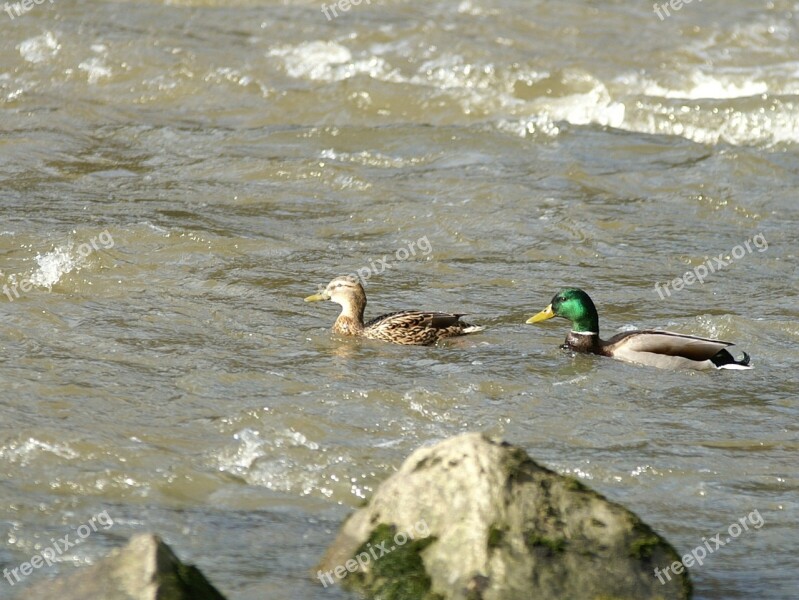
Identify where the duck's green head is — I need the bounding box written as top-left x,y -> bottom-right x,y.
526,288 -> 599,333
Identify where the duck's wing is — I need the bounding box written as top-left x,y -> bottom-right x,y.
605,330 -> 732,359
364,311 -> 481,345
603,330 -> 749,370
364,311 -> 462,329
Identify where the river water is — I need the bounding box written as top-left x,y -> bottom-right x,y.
1,1 -> 797,599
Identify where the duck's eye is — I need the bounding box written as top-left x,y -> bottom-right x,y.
336,283 -> 343,288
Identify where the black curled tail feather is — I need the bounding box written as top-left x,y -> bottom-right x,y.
711,349 -> 752,369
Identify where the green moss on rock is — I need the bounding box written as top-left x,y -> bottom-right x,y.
628,527 -> 663,559
487,525 -> 506,550
627,521 -> 693,599
564,477 -> 589,492
158,562 -> 227,600
525,532 -> 567,555
346,524 -> 441,600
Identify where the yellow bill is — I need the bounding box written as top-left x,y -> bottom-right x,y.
526,304 -> 555,324
304,292 -> 329,302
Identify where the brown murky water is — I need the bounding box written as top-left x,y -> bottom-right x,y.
1,1 -> 797,598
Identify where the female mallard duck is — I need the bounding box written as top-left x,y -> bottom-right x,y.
305,276 -> 483,346
527,288 -> 751,370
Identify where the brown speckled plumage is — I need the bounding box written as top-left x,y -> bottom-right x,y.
305,277 -> 483,346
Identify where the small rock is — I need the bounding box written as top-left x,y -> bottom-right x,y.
21,533 -> 227,600
316,432 -> 691,600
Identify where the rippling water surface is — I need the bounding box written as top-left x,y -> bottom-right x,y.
1,1 -> 798,598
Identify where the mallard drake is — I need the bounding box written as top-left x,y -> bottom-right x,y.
304,276 -> 484,346
527,288 -> 751,371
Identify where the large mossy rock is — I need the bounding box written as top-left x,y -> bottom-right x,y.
317,432 -> 691,600
22,533 -> 227,600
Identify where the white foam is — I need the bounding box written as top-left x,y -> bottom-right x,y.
533,79 -> 625,129
0,438 -> 78,465
507,69 -> 799,145
78,57 -> 112,84
268,40 -> 392,82
18,32 -> 60,64
615,69 -> 799,145
28,244 -> 82,290
218,428 -> 267,475
633,71 -> 769,100
266,38 -> 796,146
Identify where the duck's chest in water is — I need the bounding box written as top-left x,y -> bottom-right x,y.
333,317 -> 362,336
564,331 -> 601,354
